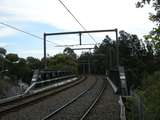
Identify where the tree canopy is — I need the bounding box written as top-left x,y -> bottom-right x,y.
0,47 -> 7,57
63,47 -> 77,59
137,0 -> 160,56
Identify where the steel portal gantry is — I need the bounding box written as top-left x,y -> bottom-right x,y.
43,29 -> 119,69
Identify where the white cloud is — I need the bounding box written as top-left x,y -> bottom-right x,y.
0,0 -> 154,34
0,0 -> 81,29
0,0 -> 156,57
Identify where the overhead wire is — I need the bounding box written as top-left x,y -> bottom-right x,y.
55,43 -> 99,47
0,22 -> 59,46
0,22 -> 98,47
57,0 -> 97,44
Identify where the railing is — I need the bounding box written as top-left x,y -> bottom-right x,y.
106,76 -> 126,120
24,75 -> 76,94
0,75 -> 77,104
119,96 -> 126,120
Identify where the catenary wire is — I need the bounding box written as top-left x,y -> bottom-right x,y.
57,0 -> 97,44
0,22 -> 97,47
0,22 -> 59,46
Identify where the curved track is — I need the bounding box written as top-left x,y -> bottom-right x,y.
0,76 -> 85,117
41,76 -> 106,120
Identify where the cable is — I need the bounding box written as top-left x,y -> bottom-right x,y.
55,43 -> 99,47
0,22 -> 59,45
57,0 -> 97,44
0,22 -> 98,48
0,22 -> 101,52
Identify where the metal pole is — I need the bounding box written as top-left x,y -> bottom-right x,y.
45,29 -> 117,36
115,29 -> 119,68
88,49 -> 91,74
79,33 -> 82,45
106,47 -> 108,74
83,63 -> 85,74
44,33 -> 47,69
88,56 -> 90,74
109,48 -> 112,70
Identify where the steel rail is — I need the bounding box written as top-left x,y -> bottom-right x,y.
0,76 -> 86,116
41,77 -> 98,120
0,75 -> 76,105
80,78 -> 106,120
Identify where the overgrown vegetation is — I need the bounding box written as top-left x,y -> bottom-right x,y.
0,47 -> 78,98
78,31 -> 157,86
77,1 -> 160,119
124,1 -> 160,119
137,72 -> 160,119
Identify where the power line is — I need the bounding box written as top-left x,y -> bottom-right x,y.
0,22 -> 93,47
0,22 -> 59,45
0,22 -> 99,48
55,43 -> 99,47
57,0 -> 97,44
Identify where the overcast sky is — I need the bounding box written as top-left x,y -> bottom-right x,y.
0,0 -> 155,58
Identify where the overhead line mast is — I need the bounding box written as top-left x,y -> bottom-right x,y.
43,29 -> 119,69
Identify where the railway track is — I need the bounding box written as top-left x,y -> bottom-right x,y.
41,76 -> 106,120
0,76 -> 86,117
84,77 -> 120,120
0,76 -> 112,120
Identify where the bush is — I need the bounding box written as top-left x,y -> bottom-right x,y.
0,79 -> 10,98
137,71 -> 160,119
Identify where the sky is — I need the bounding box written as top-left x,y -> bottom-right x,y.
0,0 -> 155,58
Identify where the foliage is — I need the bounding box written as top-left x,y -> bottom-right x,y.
125,71 -> 160,120
136,0 -> 160,11
1,52 -> 36,84
78,31 -> 155,82
0,47 -> 7,72
0,47 -> 7,57
122,2 -> 160,119
47,53 -> 78,74
6,53 -> 19,62
0,46 -> 78,88
137,71 -> 160,120
63,47 -> 77,59
0,78 -> 10,98
125,97 -> 136,120
137,0 -> 160,56
26,57 -> 41,70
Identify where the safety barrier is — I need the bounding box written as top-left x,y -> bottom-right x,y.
106,76 -> 126,120
0,75 -> 77,104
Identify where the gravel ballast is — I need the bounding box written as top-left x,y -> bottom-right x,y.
84,78 -> 120,120
0,76 -> 120,120
46,76 -> 104,120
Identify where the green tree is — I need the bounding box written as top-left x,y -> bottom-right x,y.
78,35 -> 115,74
137,72 -> 160,120
26,57 -> 41,70
137,0 -> 160,56
0,47 -> 7,72
0,47 -> 7,57
6,53 -> 19,63
63,47 -> 77,59
17,58 -> 32,84
48,53 -> 78,73
4,53 -> 19,82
